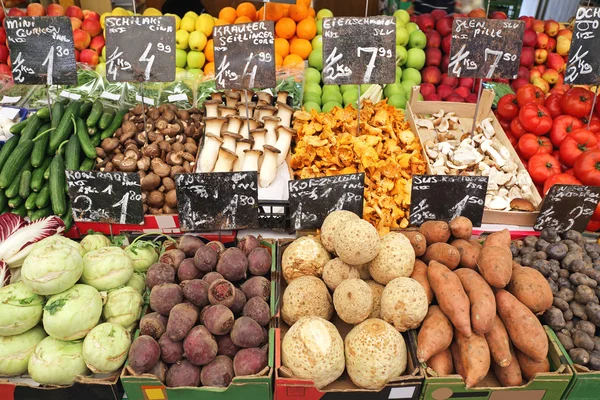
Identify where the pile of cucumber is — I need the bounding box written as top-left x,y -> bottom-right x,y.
0,99 -> 128,230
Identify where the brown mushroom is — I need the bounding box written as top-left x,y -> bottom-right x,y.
96,147 -> 107,158
112,153 -> 125,168
104,162 -> 115,172
165,190 -> 177,208
119,157 -> 138,172
170,166 -> 186,179
151,158 -> 171,177
176,110 -> 190,120
101,138 -> 120,153
162,177 -> 175,191
166,151 -> 184,166
155,117 -> 168,130
142,173 -> 161,191
158,141 -> 172,153
184,142 -> 198,155
124,148 -> 141,160
147,190 -> 166,208
137,156 -> 151,171
144,142 -> 161,158
148,108 -> 161,120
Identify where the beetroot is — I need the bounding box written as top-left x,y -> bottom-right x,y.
206,241 -> 226,255
243,297 -> 270,327
183,326 -> 218,366
200,355 -> 234,387
238,235 -> 260,255
146,263 -> 175,289
159,334 -> 184,364
203,272 -> 224,285
166,303 -> 198,341
194,246 -> 218,273
208,279 -> 236,308
178,235 -> 205,257
181,279 -> 210,307
240,276 -> 270,302
203,305 -> 235,335
230,288 -> 247,314
216,248 -> 248,281
247,247 -> 271,276
128,335 -> 161,374
216,334 -> 240,358
177,258 -> 201,281
140,312 -> 168,340
150,283 -> 183,316
160,249 -> 186,269
230,317 -> 263,348
148,360 -> 168,383
233,347 -> 268,377
166,360 -> 200,387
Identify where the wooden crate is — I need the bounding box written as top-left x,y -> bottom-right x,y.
405,88 -> 542,226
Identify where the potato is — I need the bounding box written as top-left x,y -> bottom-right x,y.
492,345 -> 523,387
410,260 -> 433,304
177,258 -> 201,281
167,303 -> 199,341
419,221 -> 451,245
543,307 -> 566,331
483,229 -> 511,248
368,232 -> 415,284
573,329 -> 595,352
248,247 -> 271,276
281,276 -> 333,326
230,317 -> 263,348
159,334 -> 184,364
380,277 -> 428,332
208,279 -> 236,308
455,329 -> 490,388
203,305 -> 235,335
240,276 -> 270,302
233,347 -> 268,377
451,239 -> 479,270
216,248 -> 248,281
140,312 -> 168,340
575,320 -> 596,338
320,210 -> 360,253
485,315 -> 512,367
200,355 -> 234,387
422,243 -> 460,270
150,283 -> 183,316
455,268 -> 496,335
230,288 -> 247,315
322,258 -> 360,291
417,306 -> 453,362
146,263 -> 175,289
238,235 -> 261,256
449,216 -> 472,240
477,246 -> 513,288
181,279 -> 209,307
183,326 -> 217,366
428,261 -> 472,337
514,348 -> 550,380
365,280 -> 384,318
428,348 -> 453,376
243,297 -> 270,327
507,266 -> 553,314
193,246 -> 218,273
569,348 -> 591,365
203,272 -> 224,285
216,334 -> 240,358
166,360 -> 200,387
333,279 -> 373,325
129,335 -> 161,374
496,290 -> 548,362
401,231 -> 427,257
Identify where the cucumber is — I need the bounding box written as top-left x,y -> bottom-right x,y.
79,101 -> 93,120
11,204 -> 27,217
19,114 -> 43,143
0,135 -> 19,172
100,109 -> 128,140
87,100 -> 104,127
65,133 -> 81,170
9,119 -> 28,135
36,107 -> 51,120
43,160 -> 52,180
49,101 -> 81,153
91,132 -> 101,147
25,192 -> 38,210
61,207 -> 74,231
0,191 -> 7,210
6,159 -> 31,198
19,170 -> 31,198
49,153 -> 67,215
51,102 -> 64,129
35,183 -> 50,209
31,157 -> 52,192
31,206 -> 51,220
31,123 -> 52,167
80,158 -> 95,171
8,196 -> 23,208
98,110 -> 115,130
77,118 -> 96,159
0,139 -> 34,188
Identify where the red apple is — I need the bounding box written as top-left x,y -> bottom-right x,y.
422,66 -> 442,85
410,15 -> 417,23
520,46 -> 535,68
437,84 -> 453,100
454,86 -> 470,99
542,68 -> 559,85
529,67 -> 542,82
0,6 -> 5,22
458,77 -> 475,89
70,17 -> 82,31
80,49 -> 99,67
544,19 -> 559,37
441,73 -> 458,88
0,45 -> 8,64
533,77 -> 550,93
535,48 -> 548,64
511,77 -> 529,91
431,9 -> 447,21
468,8 -> 486,18
73,29 -> 91,51
532,19 -> 545,33
441,34 -> 452,54
426,30 -> 441,48
446,93 -> 465,102
0,63 -> 11,77
441,54 -> 449,73
0,28 -> 6,44
425,47 -> 442,67
536,32 -> 549,49
557,29 -> 572,56
89,35 -> 105,54
7,8 -> 26,17
519,16 -> 533,30
518,65 -> 530,80
81,18 -> 102,37
26,3 -> 45,16
46,4 -> 65,16
436,16 -> 453,38
547,52 -> 566,73
66,6 -> 84,20
546,37 -> 556,52
420,82 -> 436,97
75,49 -> 80,62
466,93 -> 479,103
416,14 -> 435,32
83,10 -> 100,21
424,93 -> 442,101
490,11 -> 507,19
523,29 -> 537,47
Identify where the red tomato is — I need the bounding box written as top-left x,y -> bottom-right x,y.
506,132 -> 517,147
517,133 -> 553,160
542,173 -> 582,195
586,219 -> 600,232
516,84 -> 545,107
497,94 -> 520,121
499,118 -> 511,133
545,93 -> 563,119
561,87 -> 595,118
593,202 -> 600,221
519,103 -> 553,135
574,149 -> 600,185
589,117 -> 600,133
564,168 -> 575,176
550,115 -> 584,147
528,153 -> 561,184
559,129 -> 598,167
510,117 -> 528,139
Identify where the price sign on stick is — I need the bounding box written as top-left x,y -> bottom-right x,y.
5,17 -> 77,85
105,16 -> 176,82
66,171 -> 144,224
409,175 -> 488,227
448,18 -> 525,79
322,16 -> 396,85
288,173 -> 364,230
534,185 -> 600,232
565,7 -> 600,84
175,172 -> 259,231
213,21 -> 276,90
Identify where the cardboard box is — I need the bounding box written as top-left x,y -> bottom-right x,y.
419,326 -> 572,400
554,331 -> 600,400
274,239 -> 424,400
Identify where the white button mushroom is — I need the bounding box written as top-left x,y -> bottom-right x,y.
198,133 -> 224,172
233,138 -> 253,172
275,125 -> 295,166
213,148 -> 238,173
259,145 -> 281,188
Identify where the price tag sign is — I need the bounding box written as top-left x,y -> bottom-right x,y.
448,18 -> 525,79
289,173 -> 364,230
322,16 -> 396,85
105,16 -> 176,82
66,171 -> 144,224
410,175 -> 488,226
175,172 -> 259,231
5,17 -> 77,85
565,7 -> 600,84
534,185 -> 600,232
213,21 -> 276,90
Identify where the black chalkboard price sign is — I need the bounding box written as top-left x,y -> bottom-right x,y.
565,7 -> 600,85
5,16 -> 77,85
105,16 -> 176,82
288,173 -> 364,230
534,184 -> 600,232
175,172 -> 259,231
213,21 -> 276,90
66,171 -> 144,224
448,18 -> 525,79
410,175 -> 488,226
322,16 -> 396,85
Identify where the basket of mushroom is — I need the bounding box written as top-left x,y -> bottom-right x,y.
406,88 -> 542,226
196,90 -> 295,189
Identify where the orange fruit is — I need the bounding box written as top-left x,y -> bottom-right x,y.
265,3 -> 283,21
290,38 -> 312,59
288,4 -> 308,22
235,16 -> 252,24
282,4 -> 291,17
214,19 -> 227,26
283,54 -> 304,67
204,39 -> 214,62
236,2 -> 256,21
275,37 -> 290,58
256,6 -> 264,20
219,7 -> 236,24
296,18 -> 316,40
275,17 -> 296,39
276,53 -> 283,68
296,0 -> 312,7
204,62 -> 215,76
308,7 -> 315,17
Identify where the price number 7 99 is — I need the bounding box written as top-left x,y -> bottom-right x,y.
356,47 -> 393,82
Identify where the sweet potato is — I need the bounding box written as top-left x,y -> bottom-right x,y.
167,303 -> 198,341
496,290 -> 548,362
410,260 -> 433,304
477,246 -> 513,288
451,239 -> 479,270
417,306 -> 453,362
422,243 -> 461,270
483,229 -> 511,248
492,345 -> 523,387
140,312 -> 168,340
514,347 -> 550,380
449,216 -> 472,240
485,315 -> 512,367
428,261 -> 472,337
450,341 -> 465,378
455,329 -> 491,388
401,231 -> 427,257
470,239 -> 483,250
428,348 -> 453,376
419,221 -> 451,245
455,269 -> 496,335
507,266 -> 553,314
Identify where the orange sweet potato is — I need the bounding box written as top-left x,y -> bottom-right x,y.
422,243 -> 461,270
455,268 -> 496,335
483,229 -> 511,248
485,315 -> 512,367
492,345 -> 523,387
410,259 -> 433,304
514,347 -> 550,381
449,216 -> 472,240
496,290 -> 548,362
420,221 -> 451,245
450,341 -> 465,378
428,348 -> 454,376
477,246 -> 513,288
451,239 -> 479,270
417,306 -> 453,362
469,239 -> 483,250
455,329 -> 491,388
428,261 -> 472,337
507,266 -> 553,314
401,231 -> 427,257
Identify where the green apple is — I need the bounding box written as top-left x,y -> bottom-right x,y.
406,48 -> 425,69
176,29 -> 190,50
95,62 -> 106,77
360,84 -> 372,93
396,45 -> 408,66
102,46 -> 106,60
384,83 -> 406,99
406,22 -> 419,34
402,67 -> 422,84
341,84 -> 357,93
303,93 -> 322,106
305,67 -> 321,83
189,31 -> 207,52
323,85 -> 340,94
395,19 -> 406,29
304,82 -> 322,97
316,8 -> 333,20
342,90 -> 358,106
417,93 -> 424,101
400,80 -> 417,96
408,30 -> 427,49
165,13 -> 181,30
317,19 -> 323,35
395,66 -> 402,83
308,49 -> 323,71
176,67 -> 187,80
187,51 -> 206,69
394,9 -> 410,24
187,68 -> 204,80
322,101 -> 341,113
388,94 -> 407,109
322,91 -> 343,105
312,35 -> 322,50
304,102 -> 321,113
396,27 -> 409,47
175,49 -> 187,68
180,16 -> 195,32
